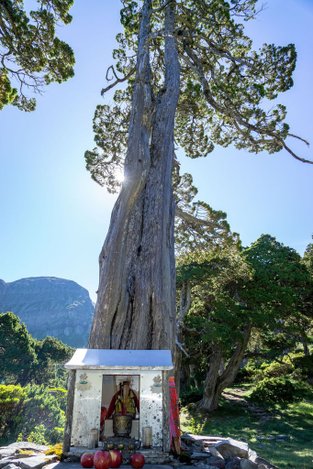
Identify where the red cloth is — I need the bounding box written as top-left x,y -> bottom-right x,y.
169,376 -> 181,454
100,406 -> 107,432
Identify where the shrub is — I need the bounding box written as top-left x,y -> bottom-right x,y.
45,443 -> 63,460
234,359 -> 260,382
18,385 -> 66,443
250,376 -> 309,405
261,360 -> 293,378
293,354 -> 313,381
27,424 -> 47,445
49,427 -> 64,444
0,384 -> 26,439
180,386 -> 203,406
0,384 -> 67,444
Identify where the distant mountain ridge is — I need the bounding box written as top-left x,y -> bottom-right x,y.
0,277 -> 94,347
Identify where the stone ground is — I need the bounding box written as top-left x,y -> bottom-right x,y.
0,437 -> 279,469
49,465 -> 171,469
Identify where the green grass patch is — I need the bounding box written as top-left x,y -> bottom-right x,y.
180,393 -> 313,469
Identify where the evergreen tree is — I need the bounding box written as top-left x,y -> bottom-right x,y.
0,312 -> 37,385
178,234 -> 313,410
34,336 -> 73,386
0,0 -> 74,111
86,1 -> 312,354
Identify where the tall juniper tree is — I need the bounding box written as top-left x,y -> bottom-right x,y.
86,0 -> 312,354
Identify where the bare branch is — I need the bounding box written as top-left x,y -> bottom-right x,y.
282,141 -> 313,165
101,67 -> 135,95
176,205 -> 217,230
176,338 -> 190,357
105,65 -> 119,82
288,133 -> 310,146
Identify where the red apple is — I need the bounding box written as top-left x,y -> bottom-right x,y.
109,450 -> 122,468
80,452 -> 94,468
94,451 -> 112,469
130,453 -> 145,469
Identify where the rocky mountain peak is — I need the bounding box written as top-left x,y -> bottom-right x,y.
0,277 -> 94,347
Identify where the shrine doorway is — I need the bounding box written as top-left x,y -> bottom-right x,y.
101,374 -> 140,440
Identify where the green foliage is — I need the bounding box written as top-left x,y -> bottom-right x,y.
239,348 -> 313,390
250,376 -> 309,405
0,0 -> 75,111
26,424 -> 47,445
0,312 -> 37,385
243,235 -> 309,315
0,312 -> 72,387
179,243 -> 252,356
48,428 -> 65,446
34,336 -> 73,386
256,360 -> 293,379
180,385 -> 203,406
174,170 -> 240,254
19,384 -> 66,429
86,0 -> 311,192
303,242 -> 313,276
0,384 -> 26,439
27,424 -> 64,446
0,313 -> 72,443
293,354 -> 313,381
243,235 -> 313,350
0,384 -> 67,444
0,69 -> 17,109
181,393 -> 313,469
45,442 -> 63,459
178,233 -> 313,409
177,240 -> 254,408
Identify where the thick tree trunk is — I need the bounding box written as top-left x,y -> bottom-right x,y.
199,325 -> 252,411
175,280 -> 191,393
199,347 -> 223,411
89,1 -> 180,354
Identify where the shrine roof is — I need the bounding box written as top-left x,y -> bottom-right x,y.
64,348 -> 173,370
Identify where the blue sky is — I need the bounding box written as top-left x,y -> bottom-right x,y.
0,0 -> 312,301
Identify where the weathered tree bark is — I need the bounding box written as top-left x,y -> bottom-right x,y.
175,279 -> 191,393
89,0 -> 180,354
199,324 -> 252,411
63,369 -> 76,453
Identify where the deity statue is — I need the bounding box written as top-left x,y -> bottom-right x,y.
106,379 -> 139,437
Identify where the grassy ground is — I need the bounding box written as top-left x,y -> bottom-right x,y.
180,390 -> 313,469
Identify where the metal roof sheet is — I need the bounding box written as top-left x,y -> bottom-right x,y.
64,348 -> 173,370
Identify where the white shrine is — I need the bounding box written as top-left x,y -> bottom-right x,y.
63,349 -> 173,455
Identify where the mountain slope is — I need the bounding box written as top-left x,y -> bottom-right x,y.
0,277 -> 94,347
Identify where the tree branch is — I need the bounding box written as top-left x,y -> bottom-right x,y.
101,67 -> 135,96
152,0 -> 173,14
176,338 -> 189,357
176,205 -> 218,230
177,280 -> 191,328
182,42 -> 313,165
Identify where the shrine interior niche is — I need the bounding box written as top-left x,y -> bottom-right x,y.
101,375 -> 140,440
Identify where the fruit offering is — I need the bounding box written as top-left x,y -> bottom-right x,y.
80,453 -> 94,468
109,449 -> 123,468
94,450 -> 112,469
130,453 -> 145,469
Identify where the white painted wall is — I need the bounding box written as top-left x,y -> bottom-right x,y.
139,371 -> 163,448
71,370 -> 102,447
71,369 -> 165,449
